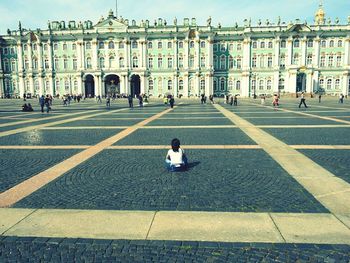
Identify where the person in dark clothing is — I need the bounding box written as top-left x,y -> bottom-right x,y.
138,95 -> 143,107
318,94 -> 322,103
39,95 -> 45,113
299,92 -> 308,108
106,96 -> 111,108
233,95 -> 238,106
128,95 -> 133,108
169,96 -> 175,108
230,95 -> 234,106
209,95 -> 214,104
44,95 -> 51,113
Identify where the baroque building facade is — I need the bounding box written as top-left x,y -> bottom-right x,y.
0,4 -> 349,98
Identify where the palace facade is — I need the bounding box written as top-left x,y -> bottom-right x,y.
0,4 -> 349,98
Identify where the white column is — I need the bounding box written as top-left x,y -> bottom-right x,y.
39,76 -> 45,96
92,39 -> 98,70
139,40 -> 144,69
0,77 -> 4,98
287,70 -> 297,93
345,38 -> 350,66
125,39 -> 130,70
174,39 -> 178,69
205,73 -> 211,96
312,70 -> 320,93
141,74 -> 146,95
19,76 -> 25,97
95,75 -> 100,97
242,38 -> 251,70
17,42 -> 24,72
306,72 -> 313,93
314,37 -> 320,68
183,74 -> 189,98
29,75 -> 34,94
77,75 -> 83,95
38,42 -> 44,70
342,73 -> 349,95
195,38 -> 200,69
208,38 -> 213,70
301,38 -> 307,66
27,41 -> 33,70
273,71 -> 279,94
241,72 -> 250,97
174,74 -> 178,97
48,40 -> 53,71
195,74 -> 200,96
274,39 -> 280,68
184,39 -> 189,69
286,38 -> 293,67
77,41 -> 83,70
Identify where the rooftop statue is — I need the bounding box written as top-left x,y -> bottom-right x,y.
207,16 -> 212,27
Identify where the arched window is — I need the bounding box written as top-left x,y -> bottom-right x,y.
53,43 -> 58,50
214,79 -> 218,91
228,80 -> 233,90
99,57 -> 105,68
148,41 -> 153,49
329,40 -> 334,47
200,79 -> 205,91
148,57 -> 153,68
335,79 -> 340,89
268,41 -> 273,49
63,58 -> 68,69
220,55 -> 226,70
338,40 -> 343,47
167,57 -> 173,68
62,43 -> 67,50
252,41 -> 257,49
267,80 -> 272,90
321,40 -> 326,48
236,80 -> 241,90
237,43 -> 242,51
280,40 -> 286,48
74,80 -> 78,92
44,44 -> 48,51
73,58 -> 77,70
158,41 -> 162,49
200,41 -> 206,48
132,56 -> 138,68
179,79 -> 184,90
25,80 -> 30,92
11,60 -> 16,71
55,79 -> 60,90
190,41 -> 195,48
220,78 -> 225,91
72,43 -> 76,50
34,80 -> 40,92
251,80 -> 256,92
214,55 -> 218,69
319,79 -> 324,88
118,42 -> 124,49
149,79 -> 154,90
259,80 -> 264,90
132,40 -> 138,49
200,56 -> 206,68
33,44 -> 37,51
260,42 -> 265,49
178,41 -> 183,49
259,56 -> 265,68
228,56 -> 234,69
99,42 -> 105,49
307,40 -> 313,48
45,80 -> 50,92
54,58 -> 59,70
33,58 -> 38,69
85,42 -> 91,50
167,42 -> 172,49
86,57 -> 92,69
119,57 -> 124,68
64,79 -> 70,92
158,78 -> 163,93
167,80 -> 172,90
158,57 -> 163,68
293,53 -> 299,65
326,79 -> 332,90
178,57 -> 184,68
4,60 -> 9,72
220,43 -> 226,51
237,57 -> 242,69
189,55 -> 195,68
108,41 -> 115,49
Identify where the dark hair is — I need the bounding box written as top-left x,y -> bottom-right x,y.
171,138 -> 180,152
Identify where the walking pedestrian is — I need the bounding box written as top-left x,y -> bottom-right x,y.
261,95 -> 266,105
339,94 -> 344,104
230,95 -> 234,106
128,94 -> 133,108
318,94 -> 322,103
138,95 -> 143,107
106,95 -> 111,108
169,96 -> 175,108
39,95 -> 45,113
209,95 -> 214,104
233,95 -> 238,106
44,95 -> 51,113
299,92 -> 308,108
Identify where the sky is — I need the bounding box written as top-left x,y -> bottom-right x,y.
0,0 -> 349,34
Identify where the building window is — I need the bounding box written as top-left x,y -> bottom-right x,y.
54,58 -> 59,70
63,58 -> 68,69
280,40 -> 286,48
158,41 -> 162,49
167,57 -> 173,68
167,80 -> 172,90
3,48 -> 8,55
148,41 -> 153,49
86,57 -> 92,69
132,41 -> 138,49
228,80 -> 233,91
11,60 -> 16,71
167,41 -> 172,49
329,40 -> 334,47
259,80 -> 264,90
33,44 -> 38,51
237,43 -> 242,51
158,79 -> 163,93
267,56 -> 273,67
119,57 -> 124,68
179,80 -> 184,90
44,59 -> 49,69
189,56 -> 194,68
260,42 -> 265,49
307,40 -> 313,48
320,56 -> 325,67
279,78 -> 285,90
214,56 -> 218,69
220,43 -> 225,52
306,54 -> 313,65
228,56 -> 234,69
251,80 -> 256,92
178,57 -> 184,68
33,58 -> 38,70
63,43 -> 67,50
220,55 -> 226,70
73,59 -> 77,70
72,43 -> 76,50
99,57 -> 105,68
98,41 -> 104,49
252,57 -> 257,68
229,44 -> 234,51
158,57 -> 163,68
214,79 -> 218,91
85,42 -> 91,50
267,80 -> 272,90
4,60 -> 9,72
335,79 -> 340,89
149,79 -> 154,90
34,80 -> 39,93
268,41 -> 273,49
118,42 -> 124,49
213,44 -> 218,52
259,56 -> 265,68
25,80 -> 30,92
108,57 -> 114,68
293,54 -> 299,65
45,81 -> 50,92
132,56 -> 138,68
293,39 -> 300,48
319,79 -> 324,88
190,41 -> 195,48
237,58 -> 242,69
178,41 -> 183,49
148,57 -> 153,68
201,56 -> 206,68
328,56 -> 334,67
338,40 -> 343,47
321,40 -> 326,48
326,79 -> 332,90
107,41 -> 114,49
74,80 -> 78,92
65,80 -> 70,92
220,78 -> 225,91
53,43 -> 58,50
200,79 -> 205,91
24,59 -> 29,70
200,41 -> 206,48
236,80 -> 241,90
336,56 -> 342,67
252,42 -> 257,49
44,44 -> 48,51
55,80 -> 60,90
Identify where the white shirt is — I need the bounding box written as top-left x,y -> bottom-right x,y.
167,149 -> 184,165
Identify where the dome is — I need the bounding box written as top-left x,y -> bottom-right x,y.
314,2 -> 325,25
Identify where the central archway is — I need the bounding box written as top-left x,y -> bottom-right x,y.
130,75 -> 141,97
296,73 -> 306,93
84,74 -> 95,98
105,74 -> 120,97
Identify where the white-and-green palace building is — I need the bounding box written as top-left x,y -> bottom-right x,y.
0,4 -> 349,98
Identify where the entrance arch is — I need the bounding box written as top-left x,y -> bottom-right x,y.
296,73 -> 306,93
84,74 -> 95,97
130,75 -> 141,97
105,74 -> 120,97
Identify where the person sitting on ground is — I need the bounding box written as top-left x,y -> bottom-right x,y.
22,103 -> 29,112
165,138 -> 188,172
27,103 -> 34,112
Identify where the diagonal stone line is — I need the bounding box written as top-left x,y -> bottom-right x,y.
0,108 -> 130,138
214,104 -> 350,215
0,107 -> 175,207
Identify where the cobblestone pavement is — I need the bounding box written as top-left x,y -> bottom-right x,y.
1,237 -> 349,263
0,98 -> 350,261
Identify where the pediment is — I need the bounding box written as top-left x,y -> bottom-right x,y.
286,24 -> 312,33
95,18 -> 127,31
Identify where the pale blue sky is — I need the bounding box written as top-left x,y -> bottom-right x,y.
0,0 -> 348,33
